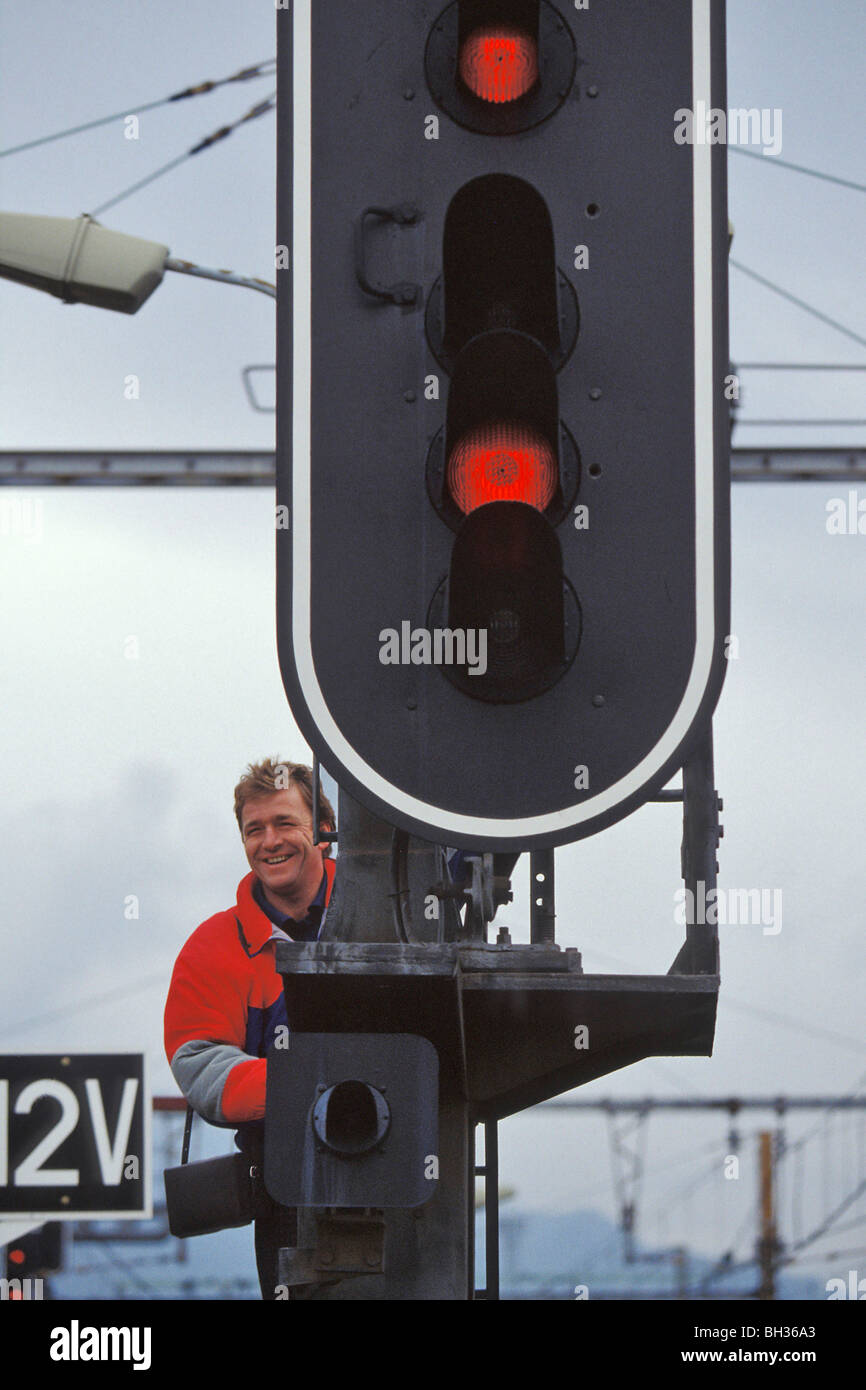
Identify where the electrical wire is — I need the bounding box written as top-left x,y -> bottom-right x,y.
766,1077 -> 866,1268
0,972 -> 169,1038
166,259 -> 275,300
653,1147 -> 730,1211
812,1246 -> 866,1263
691,1180 -> 762,1294
783,1177 -> 866,1261
576,1224 -> 633,1274
95,1239 -> 161,1297
730,260 -> 866,351
719,998 -> 866,1057
738,363 -> 866,371
640,1059 -> 699,1097
587,946 -> 866,1056
783,1070 -> 866,1153
89,152 -> 194,218
792,1141 -> 804,1247
548,1128 -> 733,1210
89,93 -> 275,217
729,145 -> 866,195
734,419 -> 866,427
818,1212 -> 866,1238
0,60 -> 276,159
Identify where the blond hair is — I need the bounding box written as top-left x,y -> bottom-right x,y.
233,758 -> 335,853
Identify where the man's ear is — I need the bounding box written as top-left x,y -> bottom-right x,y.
318,822 -> 334,855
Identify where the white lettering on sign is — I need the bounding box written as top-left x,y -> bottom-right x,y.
1,1076 -> 140,1191
85,1079 -> 139,1186
14,1081 -> 80,1186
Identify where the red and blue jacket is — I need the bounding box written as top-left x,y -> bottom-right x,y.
164,861 -> 336,1142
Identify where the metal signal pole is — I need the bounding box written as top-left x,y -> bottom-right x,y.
757,1131 -> 778,1301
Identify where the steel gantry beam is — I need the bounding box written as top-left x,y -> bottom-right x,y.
1,448 -> 864,487
541,1097 -> 866,1112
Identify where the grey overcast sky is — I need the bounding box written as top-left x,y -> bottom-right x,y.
0,0 -> 864,1289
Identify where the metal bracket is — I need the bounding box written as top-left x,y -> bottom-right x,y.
312,755 -> 338,847
530,849 -> 556,944
430,850 -> 518,943
465,853 -> 496,938
277,1209 -> 386,1291
430,853 -> 495,940
669,726 -> 722,976
354,203 -> 421,306
241,363 -> 275,413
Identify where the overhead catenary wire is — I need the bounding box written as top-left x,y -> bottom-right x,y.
784,1069 -> 866,1153
783,1176 -> 866,1262
729,144 -> 866,196
691,1151 -> 765,1295
89,92 -> 276,217
0,59 -> 276,159
0,973 -> 169,1038
737,363 -> 866,371
812,1246 -> 866,1263
641,1059 -> 699,1097
766,1075 -> 866,1270
88,151 -> 193,218
816,1212 -> 866,1237
613,1137 -> 755,1294
730,260 -> 866,352
735,419 -> 866,427
550,1087 -> 866,1291
587,946 -> 866,1057
94,1236 -> 162,1298
652,1144 -> 732,1212
733,359 -> 866,424
560,1129 -> 736,1211
792,1140 -> 804,1246
718,998 -> 866,1057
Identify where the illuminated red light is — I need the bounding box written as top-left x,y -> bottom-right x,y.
9,1248 -> 25,1265
448,421 -> 556,513
459,26 -> 539,105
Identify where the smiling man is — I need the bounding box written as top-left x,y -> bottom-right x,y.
164,758 -> 336,1297
242,775 -> 334,929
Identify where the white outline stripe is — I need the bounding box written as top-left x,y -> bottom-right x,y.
292,0 -> 717,838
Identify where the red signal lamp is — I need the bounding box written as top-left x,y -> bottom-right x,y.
459,26 -> 539,104
425,3 -> 575,136
447,420 -> 557,513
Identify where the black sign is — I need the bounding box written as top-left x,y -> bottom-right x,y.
0,1055 -> 148,1218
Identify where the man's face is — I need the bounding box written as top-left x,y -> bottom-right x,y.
240,786 -> 324,900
